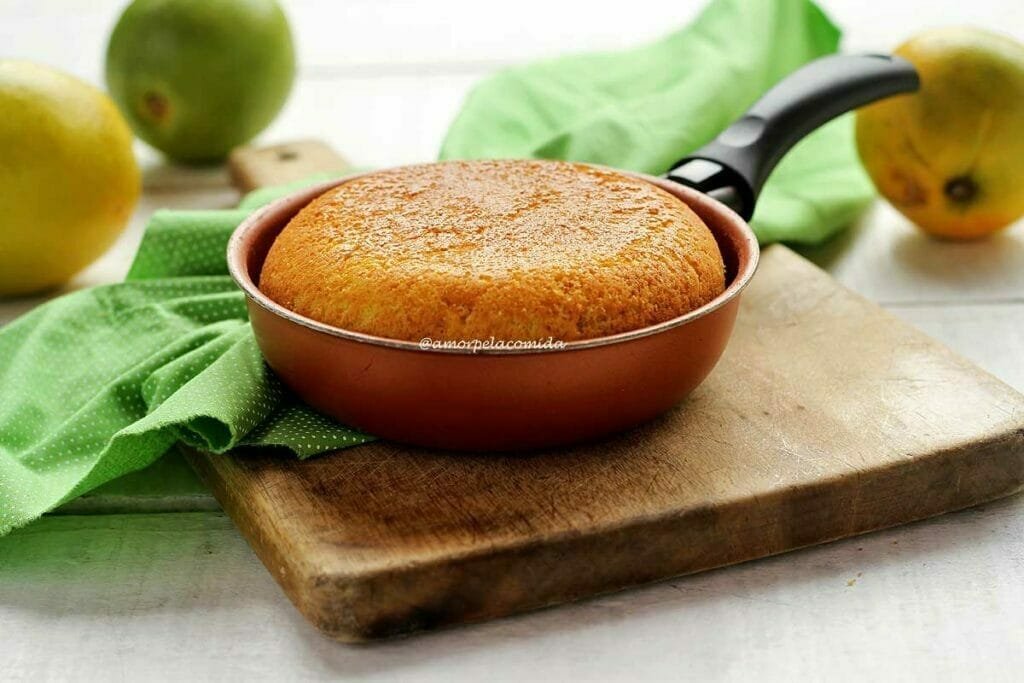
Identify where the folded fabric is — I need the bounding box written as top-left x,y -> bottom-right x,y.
0,188 -> 373,536
441,0 -> 874,244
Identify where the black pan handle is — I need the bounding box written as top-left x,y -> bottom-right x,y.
666,54 -> 920,219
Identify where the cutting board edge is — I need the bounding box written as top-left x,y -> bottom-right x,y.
184,424 -> 1024,641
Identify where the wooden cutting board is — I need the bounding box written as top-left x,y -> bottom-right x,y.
186,141 -> 1024,641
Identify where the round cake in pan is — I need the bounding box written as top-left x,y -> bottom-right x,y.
259,159 -> 725,343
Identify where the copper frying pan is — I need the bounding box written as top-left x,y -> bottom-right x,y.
228,54 -> 919,451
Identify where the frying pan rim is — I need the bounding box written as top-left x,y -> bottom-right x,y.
227,164 -> 760,356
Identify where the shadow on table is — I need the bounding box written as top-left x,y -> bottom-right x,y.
1,492 -> 1020,676
888,228 -> 1024,294
0,512 -> 281,616
798,204 -> 1024,301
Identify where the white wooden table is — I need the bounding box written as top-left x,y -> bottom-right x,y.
3,1 -> 1023,680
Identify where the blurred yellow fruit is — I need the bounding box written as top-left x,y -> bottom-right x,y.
856,27 -> 1024,240
0,60 -> 140,296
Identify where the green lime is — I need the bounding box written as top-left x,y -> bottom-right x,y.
105,0 -> 295,164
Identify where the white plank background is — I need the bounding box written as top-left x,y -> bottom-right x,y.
2,1 -> 1023,680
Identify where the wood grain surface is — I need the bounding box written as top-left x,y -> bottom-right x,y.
183,144 -> 1024,641
229,140 -> 350,192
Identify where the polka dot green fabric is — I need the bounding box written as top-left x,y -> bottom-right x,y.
0,180 -> 373,536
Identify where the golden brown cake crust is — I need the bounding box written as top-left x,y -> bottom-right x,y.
259,159 -> 725,342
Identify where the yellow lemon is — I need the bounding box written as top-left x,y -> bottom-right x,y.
856,28 -> 1024,239
0,61 -> 140,296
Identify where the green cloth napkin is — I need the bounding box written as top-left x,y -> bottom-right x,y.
441,0 -> 874,244
0,0 -> 872,536
0,187 -> 374,536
